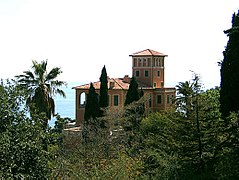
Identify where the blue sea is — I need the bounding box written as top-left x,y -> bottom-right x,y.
49,82 -> 80,127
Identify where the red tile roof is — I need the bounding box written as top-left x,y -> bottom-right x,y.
130,49 -> 167,57
73,77 -> 175,91
73,78 -> 130,90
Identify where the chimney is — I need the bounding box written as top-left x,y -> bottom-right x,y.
109,81 -> 115,89
123,75 -> 130,83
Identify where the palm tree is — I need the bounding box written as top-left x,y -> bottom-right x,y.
15,60 -> 66,125
176,74 -> 202,118
176,81 -> 194,118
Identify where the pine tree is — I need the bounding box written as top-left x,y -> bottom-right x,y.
220,11 -> 239,118
176,74 -> 206,174
124,77 -> 140,106
99,65 -> 109,111
84,83 -> 100,123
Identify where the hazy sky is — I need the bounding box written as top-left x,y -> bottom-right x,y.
0,0 -> 238,89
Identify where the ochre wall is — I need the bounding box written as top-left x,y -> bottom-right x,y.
75,88 -> 128,126
75,87 -> 175,126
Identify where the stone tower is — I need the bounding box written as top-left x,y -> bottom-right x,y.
130,49 -> 167,88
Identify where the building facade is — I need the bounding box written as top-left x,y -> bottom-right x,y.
73,49 -> 176,126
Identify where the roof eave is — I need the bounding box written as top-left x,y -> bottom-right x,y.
129,54 -> 168,57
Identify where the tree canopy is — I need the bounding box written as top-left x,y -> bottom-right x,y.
124,76 -> 140,106
220,11 -> 239,118
0,80 -> 51,179
84,83 -> 100,123
15,60 -> 66,127
99,65 -> 109,109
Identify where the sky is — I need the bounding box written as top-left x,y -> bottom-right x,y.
0,0 -> 238,89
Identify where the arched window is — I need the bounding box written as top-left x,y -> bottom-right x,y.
79,92 -> 86,107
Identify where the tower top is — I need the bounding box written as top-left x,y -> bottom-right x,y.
130,49 -> 167,57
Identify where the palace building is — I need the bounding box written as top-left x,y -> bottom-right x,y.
73,49 -> 176,126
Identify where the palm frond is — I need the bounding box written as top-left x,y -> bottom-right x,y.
41,60 -> 47,71
32,60 -> 48,83
55,89 -> 66,98
23,70 -> 35,79
15,74 -> 28,79
50,80 -> 67,87
46,67 -> 62,81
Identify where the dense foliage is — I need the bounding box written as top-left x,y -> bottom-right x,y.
2,76 -> 239,178
0,80 -> 51,179
1,74 -> 236,179
56,75 -> 238,179
220,11 -> 239,118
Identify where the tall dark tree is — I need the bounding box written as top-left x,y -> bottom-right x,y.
99,65 -> 108,110
84,83 -> 100,123
83,83 -> 101,142
220,11 -> 239,118
124,76 -> 140,106
123,77 -> 145,152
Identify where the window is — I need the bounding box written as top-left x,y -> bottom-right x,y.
171,95 -> 174,104
145,70 -> 149,77
157,70 -> 160,77
157,94 -> 162,104
79,92 -> 86,107
143,58 -> 147,67
114,95 -> 119,106
167,95 -> 170,104
135,70 -> 140,77
156,58 -> 159,66
138,58 -> 142,67
153,82 -> 157,88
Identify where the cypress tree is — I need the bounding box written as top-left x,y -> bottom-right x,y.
123,77 -> 145,152
124,76 -> 140,106
84,83 -> 100,123
220,11 -> 239,118
99,65 -> 109,109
